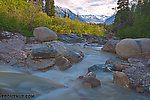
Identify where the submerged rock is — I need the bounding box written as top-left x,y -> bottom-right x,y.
33,27 -> 57,42
82,77 -> 101,88
0,72 -> 64,97
55,56 -> 72,71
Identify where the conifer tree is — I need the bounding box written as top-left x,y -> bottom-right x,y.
114,0 -> 131,25
77,12 -> 79,21
68,13 -> 70,18
59,12 -> 61,17
64,9 -> 67,18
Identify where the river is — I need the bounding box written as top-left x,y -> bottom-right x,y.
33,44 -> 150,100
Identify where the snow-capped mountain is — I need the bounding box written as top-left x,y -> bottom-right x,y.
80,15 -> 109,24
104,15 -> 115,25
55,6 -> 85,22
55,6 -> 112,24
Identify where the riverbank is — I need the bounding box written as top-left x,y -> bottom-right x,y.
0,29 -> 150,100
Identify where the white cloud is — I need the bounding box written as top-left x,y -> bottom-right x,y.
55,0 -> 118,16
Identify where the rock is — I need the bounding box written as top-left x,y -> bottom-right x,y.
113,63 -> 129,71
46,41 -> 84,64
77,76 -> 84,80
26,58 -> 56,71
113,71 -> 131,88
0,31 -> 26,41
85,72 -> 96,78
136,87 -> 144,93
31,47 -> 59,59
116,38 -> 150,58
33,27 -> 57,42
102,39 -> 120,53
88,64 -> 113,73
0,72 -> 64,95
95,36 -> 107,45
82,34 -> 106,44
82,77 -> 101,88
128,58 -> 143,64
106,57 -> 127,64
83,34 -> 98,43
147,59 -> 150,67
106,31 -> 115,40
55,56 -> 72,71
64,49 -> 83,64
58,34 -> 85,43
26,37 -> 40,44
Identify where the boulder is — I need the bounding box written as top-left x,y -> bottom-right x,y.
31,47 -> 59,59
26,58 -> 56,71
116,38 -> 150,58
33,27 -> 57,42
55,56 -> 72,71
64,49 -> 83,64
113,71 -> 131,88
82,77 -> 101,88
102,39 -> 120,53
58,34 -> 85,43
82,34 -> 106,44
88,64 -> 113,73
128,58 -> 143,64
113,63 -> 129,71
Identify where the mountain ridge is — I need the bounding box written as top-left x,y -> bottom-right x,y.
55,6 -> 111,24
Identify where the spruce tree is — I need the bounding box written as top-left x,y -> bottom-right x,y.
59,12 -> 61,17
64,9 -> 67,18
68,13 -> 70,18
114,0 -> 131,25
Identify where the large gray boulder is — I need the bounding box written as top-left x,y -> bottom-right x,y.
116,38 -> 150,58
33,27 -> 57,42
31,47 -> 59,59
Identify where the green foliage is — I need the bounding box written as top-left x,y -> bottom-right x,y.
0,0 -> 105,37
114,0 -> 150,38
45,0 -> 55,17
114,0 -> 131,26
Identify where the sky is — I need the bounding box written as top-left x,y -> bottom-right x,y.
55,0 -> 118,16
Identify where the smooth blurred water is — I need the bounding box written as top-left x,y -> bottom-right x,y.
33,44 -> 150,100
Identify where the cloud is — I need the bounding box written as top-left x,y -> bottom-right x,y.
55,0 -> 118,16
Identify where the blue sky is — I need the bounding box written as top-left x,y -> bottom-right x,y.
55,0 -> 118,16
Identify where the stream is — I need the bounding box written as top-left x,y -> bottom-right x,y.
33,44 -> 150,100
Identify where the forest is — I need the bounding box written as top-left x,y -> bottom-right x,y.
0,0 -> 149,38
0,0 -> 105,37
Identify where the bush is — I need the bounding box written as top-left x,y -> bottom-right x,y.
0,0 -> 105,37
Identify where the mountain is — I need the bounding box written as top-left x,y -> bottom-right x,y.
55,6 -> 85,22
80,15 -> 109,24
55,6 -> 112,24
104,15 -> 115,25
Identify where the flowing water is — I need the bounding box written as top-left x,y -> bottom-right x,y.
33,44 -> 150,100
